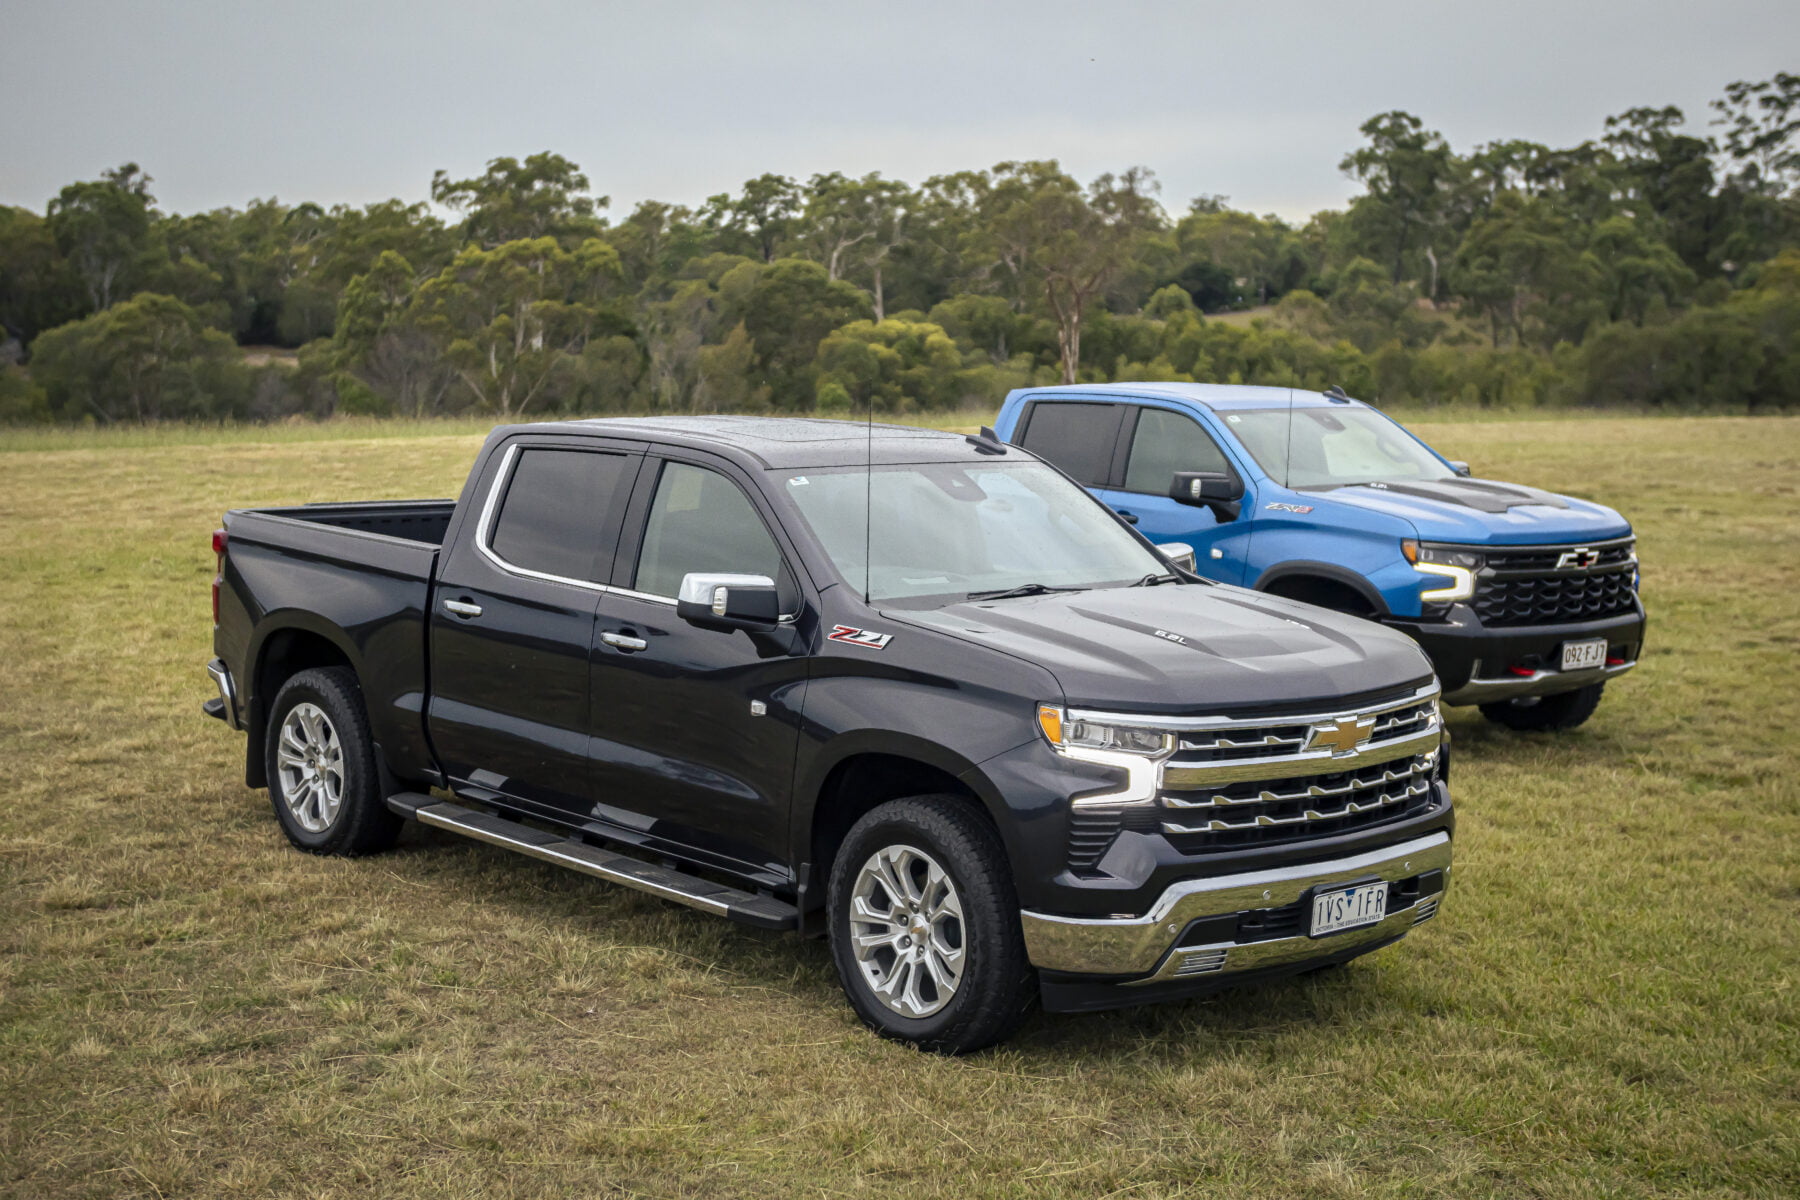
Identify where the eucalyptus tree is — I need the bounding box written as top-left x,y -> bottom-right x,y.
431,153 -> 606,248
46,164 -> 156,312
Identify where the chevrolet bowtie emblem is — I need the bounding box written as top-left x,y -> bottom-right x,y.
1308,715 -> 1375,755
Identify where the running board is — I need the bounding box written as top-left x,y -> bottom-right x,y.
385,793 -> 797,931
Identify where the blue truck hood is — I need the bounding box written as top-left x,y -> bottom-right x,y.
1313,477 -> 1632,546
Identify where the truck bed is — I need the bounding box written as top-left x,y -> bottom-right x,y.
216,500 -> 455,784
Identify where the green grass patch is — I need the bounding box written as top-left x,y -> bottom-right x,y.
2,415 -> 1796,1198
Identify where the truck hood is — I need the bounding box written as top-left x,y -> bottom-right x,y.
888,583 -> 1434,714
1314,477 -> 1632,545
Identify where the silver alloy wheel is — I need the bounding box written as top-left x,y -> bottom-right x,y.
848,844 -> 966,1018
276,702 -> 345,834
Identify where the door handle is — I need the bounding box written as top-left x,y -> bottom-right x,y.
600,631 -> 648,652
443,599 -> 483,618
1115,510 -> 1139,525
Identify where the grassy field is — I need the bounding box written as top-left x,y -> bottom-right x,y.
1,414 -> 1795,1198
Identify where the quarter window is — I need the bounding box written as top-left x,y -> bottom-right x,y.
1123,408 -> 1231,494
634,462 -> 793,605
489,448 -> 633,581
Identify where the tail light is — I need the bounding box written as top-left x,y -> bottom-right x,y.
212,528 -> 227,625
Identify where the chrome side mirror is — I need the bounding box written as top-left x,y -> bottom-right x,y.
676,572 -> 780,631
1156,542 -> 1197,573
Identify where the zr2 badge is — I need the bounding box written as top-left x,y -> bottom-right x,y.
828,625 -> 893,650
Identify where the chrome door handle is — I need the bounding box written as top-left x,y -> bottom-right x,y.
443,599 -> 483,618
600,631 -> 648,651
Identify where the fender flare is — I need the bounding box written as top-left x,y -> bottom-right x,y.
1253,560 -> 1391,617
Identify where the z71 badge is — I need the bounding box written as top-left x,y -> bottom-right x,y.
828,625 -> 893,650
1265,501 -> 1314,514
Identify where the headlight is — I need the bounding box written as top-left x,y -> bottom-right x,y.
1037,705 -> 1172,807
1404,540 -> 1482,603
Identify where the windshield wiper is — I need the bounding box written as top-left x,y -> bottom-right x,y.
966,582 -> 1086,602
1129,572 -> 1181,587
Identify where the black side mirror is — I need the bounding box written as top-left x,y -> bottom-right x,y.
1170,471 -> 1244,521
1448,460 -> 1472,478
677,572 -> 781,632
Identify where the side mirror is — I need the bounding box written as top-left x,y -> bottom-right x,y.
1156,542 -> 1197,573
1170,471 -> 1244,520
1448,460 -> 1472,478
676,572 -> 781,631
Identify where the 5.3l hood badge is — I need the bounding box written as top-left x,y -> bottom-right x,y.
1307,715 -> 1376,755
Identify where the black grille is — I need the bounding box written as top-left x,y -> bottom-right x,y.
1472,568 -> 1637,626
1480,541 -> 1635,573
1160,751 -> 1438,853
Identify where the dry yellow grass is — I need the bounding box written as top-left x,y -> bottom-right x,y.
1,415 -> 1796,1198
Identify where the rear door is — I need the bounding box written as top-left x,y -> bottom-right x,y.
427,436 -> 642,812
583,451 -> 811,876
1093,405 -> 1256,584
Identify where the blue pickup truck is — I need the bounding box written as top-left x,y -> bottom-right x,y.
994,383 -> 1645,731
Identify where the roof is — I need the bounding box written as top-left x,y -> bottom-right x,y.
1007,382 -> 1368,412
504,414 -> 1016,469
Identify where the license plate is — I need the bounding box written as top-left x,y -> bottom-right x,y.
1309,881 -> 1388,937
1561,638 -> 1607,671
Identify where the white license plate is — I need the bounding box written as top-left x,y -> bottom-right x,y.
1561,638 -> 1608,671
1309,881 -> 1389,937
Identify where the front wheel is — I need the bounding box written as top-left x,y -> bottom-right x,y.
827,796 -> 1036,1054
264,666 -> 402,856
1480,682 -> 1605,731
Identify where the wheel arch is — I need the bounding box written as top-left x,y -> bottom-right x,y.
242,617 -> 360,788
794,734 -> 1009,928
1254,561 -> 1390,617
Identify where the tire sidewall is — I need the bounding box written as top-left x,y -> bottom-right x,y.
827,798 -> 1027,1051
264,669 -> 375,853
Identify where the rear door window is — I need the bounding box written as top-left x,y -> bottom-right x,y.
1017,402 -> 1124,486
489,448 -> 634,582
1123,408 -> 1232,494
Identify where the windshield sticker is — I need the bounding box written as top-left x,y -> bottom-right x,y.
1265,501 -> 1314,514
788,476 -> 810,486
828,625 -> 893,650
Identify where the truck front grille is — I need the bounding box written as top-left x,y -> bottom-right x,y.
1160,749 -> 1439,851
1059,685 -> 1444,870
1471,540 -> 1638,627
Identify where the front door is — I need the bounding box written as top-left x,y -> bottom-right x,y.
1095,405 -> 1257,584
427,438 -> 641,812
585,455 -> 810,876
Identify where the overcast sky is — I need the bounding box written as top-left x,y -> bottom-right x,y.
4,0 -> 1794,223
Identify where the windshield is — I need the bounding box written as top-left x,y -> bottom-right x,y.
1220,406 -> 1454,489
778,460 -> 1167,607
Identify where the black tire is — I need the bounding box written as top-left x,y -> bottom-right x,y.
827,795 -> 1036,1054
1479,682 -> 1605,732
263,666 -> 402,856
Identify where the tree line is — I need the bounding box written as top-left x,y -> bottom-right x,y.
2,73 -> 1798,424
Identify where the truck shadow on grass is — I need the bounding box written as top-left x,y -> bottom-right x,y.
387,819 -> 1438,1062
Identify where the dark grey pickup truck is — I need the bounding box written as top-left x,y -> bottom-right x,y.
206,416 -> 1453,1052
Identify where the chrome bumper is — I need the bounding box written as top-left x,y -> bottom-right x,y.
1443,657 -> 1636,706
1020,831 -> 1451,982
205,657 -> 240,729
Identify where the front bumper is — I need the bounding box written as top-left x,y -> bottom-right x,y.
1021,830 -> 1450,1007
1386,604 -> 1646,706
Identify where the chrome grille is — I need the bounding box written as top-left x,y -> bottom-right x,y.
1154,684 -> 1443,852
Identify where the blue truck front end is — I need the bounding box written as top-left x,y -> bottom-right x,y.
995,384 -> 1646,722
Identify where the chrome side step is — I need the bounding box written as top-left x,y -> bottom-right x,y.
385,793 -> 797,931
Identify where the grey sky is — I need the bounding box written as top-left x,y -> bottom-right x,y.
4,0 -> 1794,223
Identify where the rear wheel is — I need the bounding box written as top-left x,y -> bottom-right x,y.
264,666 -> 402,856
828,795 -> 1035,1054
1480,682 -> 1605,731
